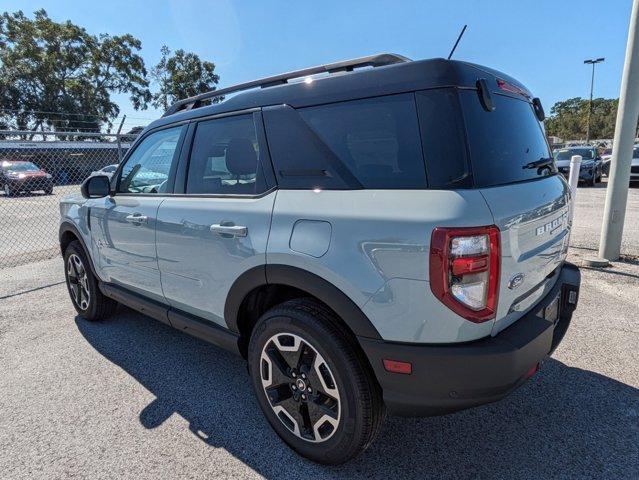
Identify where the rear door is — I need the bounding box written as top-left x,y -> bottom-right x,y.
156,111 -> 276,328
459,91 -> 570,334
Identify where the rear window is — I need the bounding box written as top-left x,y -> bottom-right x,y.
263,94 -> 427,189
460,91 -> 553,188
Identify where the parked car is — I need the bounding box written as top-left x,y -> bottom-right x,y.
1,160 -> 54,196
59,54 -> 581,464
88,164 -> 119,179
553,147 -> 603,186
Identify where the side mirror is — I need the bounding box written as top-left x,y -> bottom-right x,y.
81,175 -> 111,199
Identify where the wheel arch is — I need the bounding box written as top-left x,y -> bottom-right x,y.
59,222 -> 98,276
225,264 -> 382,356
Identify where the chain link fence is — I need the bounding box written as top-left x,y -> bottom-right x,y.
0,130 -> 138,269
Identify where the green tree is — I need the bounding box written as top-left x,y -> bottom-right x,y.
151,45 -> 221,111
545,97 -> 619,140
0,9 -> 151,134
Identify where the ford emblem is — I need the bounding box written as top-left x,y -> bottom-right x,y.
508,273 -> 525,290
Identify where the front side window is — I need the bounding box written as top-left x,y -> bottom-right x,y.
118,126 -> 183,194
186,114 -> 265,195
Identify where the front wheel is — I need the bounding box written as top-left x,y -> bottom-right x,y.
4,183 -> 13,197
63,240 -> 117,321
248,299 -> 385,464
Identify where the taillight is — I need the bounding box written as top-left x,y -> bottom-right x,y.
429,226 -> 500,323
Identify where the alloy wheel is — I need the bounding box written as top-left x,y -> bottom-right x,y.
67,253 -> 90,310
260,332 -> 341,443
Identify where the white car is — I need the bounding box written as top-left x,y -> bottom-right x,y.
89,164 -> 118,179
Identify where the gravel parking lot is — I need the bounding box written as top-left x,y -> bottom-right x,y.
0,180 -> 638,479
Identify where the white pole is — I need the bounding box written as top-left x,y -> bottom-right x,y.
568,155 -> 582,198
567,155 -> 582,229
599,0 -> 639,261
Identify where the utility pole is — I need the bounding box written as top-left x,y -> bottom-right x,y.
597,0 -> 639,262
584,57 -> 605,143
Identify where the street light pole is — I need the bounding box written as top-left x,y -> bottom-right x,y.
584,57 -> 605,143
598,0 -> 639,261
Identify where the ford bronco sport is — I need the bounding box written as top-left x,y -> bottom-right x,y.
60,53 -> 581,464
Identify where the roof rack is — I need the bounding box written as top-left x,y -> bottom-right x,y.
162,53 -> 411,117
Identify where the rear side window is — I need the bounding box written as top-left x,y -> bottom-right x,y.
460,91 -> 553,187
186,114 -> 267,195
416,89 -> 470,188
263,94 -> 427,189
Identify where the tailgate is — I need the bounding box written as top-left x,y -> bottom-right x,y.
480,175 -> 571,335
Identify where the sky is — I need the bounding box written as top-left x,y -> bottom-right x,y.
2,0 -> 634,131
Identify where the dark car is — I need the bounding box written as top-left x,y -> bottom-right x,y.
1,160 -> 54,196
553,147 -> 603,186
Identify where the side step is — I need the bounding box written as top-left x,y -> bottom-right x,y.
99,282 -> 241,356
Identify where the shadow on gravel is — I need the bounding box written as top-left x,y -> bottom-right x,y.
76,308 -> 638,480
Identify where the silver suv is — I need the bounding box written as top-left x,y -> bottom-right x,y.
59,54 -> 581,464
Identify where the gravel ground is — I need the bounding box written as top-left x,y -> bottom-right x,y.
570,179 -> 639,257
0,251 -> 637,480
0,178 -> 638,478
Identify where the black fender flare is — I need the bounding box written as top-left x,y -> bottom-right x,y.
224,264 -> 382,340
59,221 -> 99,276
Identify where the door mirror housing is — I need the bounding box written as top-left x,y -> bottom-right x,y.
81,175 -> 111,199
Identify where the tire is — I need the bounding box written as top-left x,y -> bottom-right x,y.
248,299 -> 385,464
63,240 -> 117,321
588,175 -> 596,187
45,183 -> 53,195
4,183 -> 12,197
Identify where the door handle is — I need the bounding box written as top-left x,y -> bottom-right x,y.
210,223 -> 248,237
125,214 -> 148,225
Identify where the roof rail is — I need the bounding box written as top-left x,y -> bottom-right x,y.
162,53 -> 411,117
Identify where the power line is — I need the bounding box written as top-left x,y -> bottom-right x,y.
0,107 -> 156,121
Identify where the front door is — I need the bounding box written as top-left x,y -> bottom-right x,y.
91,125 -> 185,301
156,112 -> 275,327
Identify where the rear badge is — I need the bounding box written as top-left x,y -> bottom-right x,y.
536,212 -> 569,236
508,273 -> 525,290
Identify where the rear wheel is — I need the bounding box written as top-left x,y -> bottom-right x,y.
63,240 -> 117,321
248,299 -> 384,464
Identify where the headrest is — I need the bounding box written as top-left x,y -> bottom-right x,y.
226,138 -> 257,176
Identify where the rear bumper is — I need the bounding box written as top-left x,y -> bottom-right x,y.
359,262 -> 580,417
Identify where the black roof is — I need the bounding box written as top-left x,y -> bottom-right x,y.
147,56 -> 532,132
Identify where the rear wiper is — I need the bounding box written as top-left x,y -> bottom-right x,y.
522,157 -> 554,170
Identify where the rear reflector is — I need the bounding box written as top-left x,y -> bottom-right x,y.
525,363 -> 540,379
383,359 -> 412,375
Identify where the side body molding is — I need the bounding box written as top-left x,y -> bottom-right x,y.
224,264 -> 382,340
